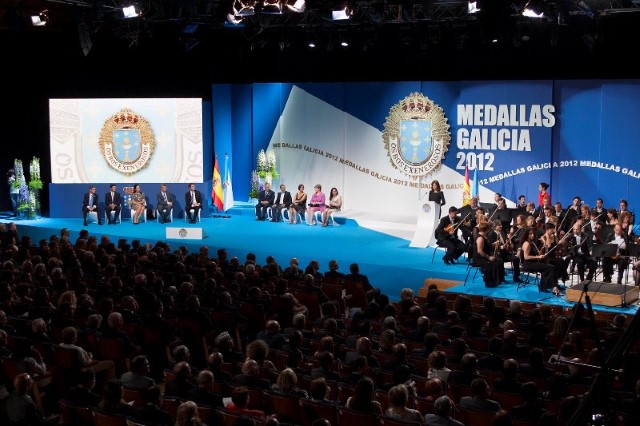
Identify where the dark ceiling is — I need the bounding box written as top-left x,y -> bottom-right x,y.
3,0 -> 640,88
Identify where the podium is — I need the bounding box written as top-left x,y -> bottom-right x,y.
166,227 -> 204,240
409,200 -> 440,248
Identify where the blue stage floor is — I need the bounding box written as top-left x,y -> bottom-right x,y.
4,208 -> 638,316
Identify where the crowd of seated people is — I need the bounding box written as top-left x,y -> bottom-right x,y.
0,225 -> 639,425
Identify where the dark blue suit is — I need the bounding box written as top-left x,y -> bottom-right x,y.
255,188 -> 275,220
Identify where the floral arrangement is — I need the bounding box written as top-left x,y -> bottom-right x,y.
12,159 -> 25,189
256,148 -> 279,179
249,170 -> 260,199
28,156 -> 43,191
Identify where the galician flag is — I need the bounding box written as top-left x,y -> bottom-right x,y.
223,153 -> 234,212
212,155 -> 224,211
471,168 -> 479,200
462,165 -> 471,206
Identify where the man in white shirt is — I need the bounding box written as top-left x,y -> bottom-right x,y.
271,184 -> 292,222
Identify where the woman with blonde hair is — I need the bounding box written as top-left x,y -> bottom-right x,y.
271,368 -> 309,398
386,384 -> 425,424
175,400 -> 205,426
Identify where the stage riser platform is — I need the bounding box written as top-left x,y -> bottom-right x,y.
566,282 -> 639,307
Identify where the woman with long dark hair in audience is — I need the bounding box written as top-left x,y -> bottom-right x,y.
345,377 -> 383,415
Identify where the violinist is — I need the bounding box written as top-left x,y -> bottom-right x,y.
602,223 -> 630,284
593,198 -> 607,223
585,210 -> 604,244
540,222 -> 570,284
620,211 -> 636,240
435,206 -> 467,265
473,221 -> 505,287
459,197 -> 481,247
606,208 -> 619,226
521,227 -> 559,294
566,221 -> 596,282
488,221 -> 522,283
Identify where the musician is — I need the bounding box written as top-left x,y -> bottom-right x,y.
516,195 -> 527,213
534,196 -> 552,219
620,211 -> 636,240
536,206 -> 554,229
521,227 -> 559,294
458,197 -> 480,245
593,198 -> 607,223
565,196 -> 582,225
491,197 -> 512,230
606,208 -> 619,226
470,207 -> 488,245
540,222 -> 570,284
524,201 -> 537,217
473,222 -> 505,287
566,221 -> 596,282
488,221 -> 522,283
553,202 -> 569,233
618,199 -> 633,222
585,210 -> 603,244
602,224 -> 630,284
435,206 -> 467,265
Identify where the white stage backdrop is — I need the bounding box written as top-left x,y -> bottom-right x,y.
269,86 -> 498,216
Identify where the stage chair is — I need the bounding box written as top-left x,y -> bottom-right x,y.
463,260 -> 483,286
184,208 -> 201,223
104,210 -> 122,224
85,211 -> 98,225
282,207 -> 302,223
156,208 -> 173,223
130,208 -> 147,223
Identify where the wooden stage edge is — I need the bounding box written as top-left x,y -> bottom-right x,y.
418,278 -> 464,297
565,281 -> 640,308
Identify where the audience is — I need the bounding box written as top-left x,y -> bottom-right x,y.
0,226 -> 636,425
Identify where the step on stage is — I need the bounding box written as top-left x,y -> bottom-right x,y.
566,281 -> 640,307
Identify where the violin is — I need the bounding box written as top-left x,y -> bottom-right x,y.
443,212 -> 472,235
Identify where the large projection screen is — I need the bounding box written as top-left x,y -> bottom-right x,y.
50,98 -> 203,184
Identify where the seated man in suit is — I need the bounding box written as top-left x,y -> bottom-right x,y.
459,377 -> 501,412
156,183 -> 174,223
435,206 -> 467,264
104,184 -> 121,224
255,182 -> 275,221
184,183 -> 202,223
271,183 -> 292,222
82,185 -> 102,226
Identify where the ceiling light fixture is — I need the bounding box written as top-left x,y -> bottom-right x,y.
30,10 -> 49,26
122,5 -> 140,18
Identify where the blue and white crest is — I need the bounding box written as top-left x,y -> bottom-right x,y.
113,129 -> 142,163
399,119 -> 433,164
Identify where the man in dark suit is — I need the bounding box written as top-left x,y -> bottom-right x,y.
156,183 -> 175,223
184,182 -> 202,223
435,206 -> 466,264
255,182 -> 275,220
271,183 -> 292,222
104,184 -> 121,224
82,185 -> 102,225
459,378 -> 501,412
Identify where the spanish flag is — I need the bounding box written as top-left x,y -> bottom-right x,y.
212,155 -> 224,211
462,165 -> 471,206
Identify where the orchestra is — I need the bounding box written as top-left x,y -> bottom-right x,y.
436,194 -> 638,291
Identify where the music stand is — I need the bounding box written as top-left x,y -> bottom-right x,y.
591,243 -> 617,282
627,243 -> 640,258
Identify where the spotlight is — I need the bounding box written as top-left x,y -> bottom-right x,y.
286,0 -> 306,13
332,6 -> 351,21
30,10 -> 49,26
262,0 -> 283,15
523,0 -> 546,18
122,5 -> 140,18
233,0 -> 255,16
467,1 -> 480,14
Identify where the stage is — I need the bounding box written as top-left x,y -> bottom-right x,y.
3,206 -> 639,316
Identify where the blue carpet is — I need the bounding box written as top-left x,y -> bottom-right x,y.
4,209 -> 638,316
